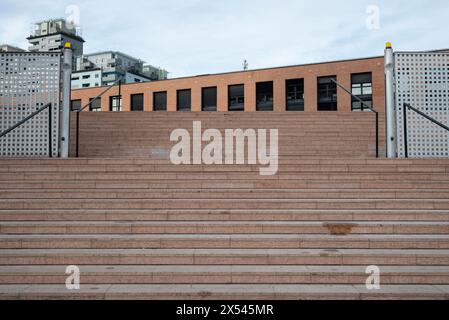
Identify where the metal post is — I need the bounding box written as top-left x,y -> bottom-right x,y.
60,42 -> 72,158
118,80 -> 122,111
385,42 -> 396,158
76,111 -> 80,158
48,106 -> 52,158
403,104 -> 408,158
375,112 -> 379,158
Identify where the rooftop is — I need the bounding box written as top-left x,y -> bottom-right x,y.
84,51 -> 144,63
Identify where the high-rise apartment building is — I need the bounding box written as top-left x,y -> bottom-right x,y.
27,19 -> 85,70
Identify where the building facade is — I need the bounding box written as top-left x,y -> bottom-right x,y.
143,64 -> 169,81
27,19 -> 85,70
74,51 -> 153,87
0,44 -> 26,52
71,56 -> 385,115
71,69 -> 103,90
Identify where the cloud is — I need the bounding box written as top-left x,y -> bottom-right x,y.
1,0 -> 448,77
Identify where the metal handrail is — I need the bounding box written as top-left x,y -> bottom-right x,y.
402,103 -> 449,158
331,79 -> 379,158
75,80 -> 121,157
0,103 -> 53,157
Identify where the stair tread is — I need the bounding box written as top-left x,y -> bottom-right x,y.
1,284 -> 449,300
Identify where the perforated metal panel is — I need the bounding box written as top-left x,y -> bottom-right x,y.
395,52 -> 449,158
0,52 -> 61,157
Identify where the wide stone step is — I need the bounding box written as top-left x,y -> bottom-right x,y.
1,234 -> 449,249
2,181 -> 449,190
1,199 -> 448,210
1,265 -> 449,285
1,209 -> 447,222
2,221 -> 448,235
2,189 -> 449,200
1,248 -> 449,265
1,284 -> 449,300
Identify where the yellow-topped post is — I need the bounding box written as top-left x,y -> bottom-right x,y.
384,41 -> 396,158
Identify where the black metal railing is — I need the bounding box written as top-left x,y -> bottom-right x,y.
402,103 -> 449,158
331,79 -> 379,158
0,103 -> 53,157
75,80 -> 121,157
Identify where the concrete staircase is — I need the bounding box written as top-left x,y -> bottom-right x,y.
1,157 -> 449,300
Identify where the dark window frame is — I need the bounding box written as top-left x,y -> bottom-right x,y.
153,91 -> 167,111
286,78 -> 304,111
89,98 -> 101,112
177,89 -> 191,112
202,87 -> 217,112
317,75 -> 338,111
256,81 -> 274,111
228,84 -> 245,111
109,95 -> 122,112
70,99 -> 81,112
130,93 -> 144,112
351,72 -> 373,111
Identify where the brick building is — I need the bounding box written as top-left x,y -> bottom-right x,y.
70,56 -> 385,115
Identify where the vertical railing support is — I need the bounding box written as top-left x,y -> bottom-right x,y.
48,106 -> 52,158
76,111 -> 80,158
403,104 -> 408,158
375,112 -> 379,158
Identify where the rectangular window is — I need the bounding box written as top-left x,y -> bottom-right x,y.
70,99 -> 81,112
202,87 -> 217,111
228,84 -> 244,111
153,91 -> 167,111
82,83 -> 90,88
109,96 -> 122,112
256,81 -> 274,111
177,89 -> 191,112
131,93 -> 144,111
351,72 -> 373,111
286,79 -> 304,111
317,76 -> 337,111
89,98 -> 101,112
82,75 -> 90,79
71,76 -> 79,81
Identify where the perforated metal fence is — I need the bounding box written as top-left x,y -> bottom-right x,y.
0,52 -> 61,157
395,52 -> 449,158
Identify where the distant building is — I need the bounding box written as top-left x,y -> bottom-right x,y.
71,69 -> 103,89
27,18 -> 85,69
72,51 -> 153,88
26,18 -> 168,88
143,64 -> 169,80
0,44 -> 26,52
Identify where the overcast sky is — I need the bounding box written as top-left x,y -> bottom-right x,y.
1,0 -> 448,78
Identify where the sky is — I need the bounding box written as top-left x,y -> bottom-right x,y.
0,0 -> 448,78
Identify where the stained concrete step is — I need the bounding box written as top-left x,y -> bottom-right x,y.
1,248 -> 449,266
3,181 -> 449,190
2,172 -> 448,181
1,265 -> 449,285
1,209 -> 447,222
2,189 -> 449,200
1,234 -> 449,249
1,284 -> 449,300
2,221 -> 449,235
1,199 -> 448,210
